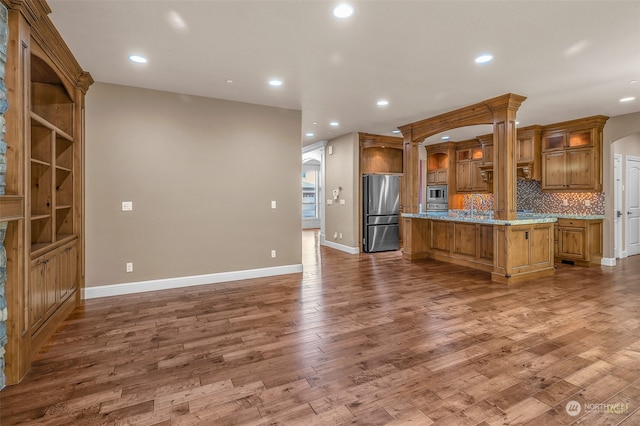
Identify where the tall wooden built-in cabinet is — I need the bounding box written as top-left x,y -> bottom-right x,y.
2,0 -> 92,385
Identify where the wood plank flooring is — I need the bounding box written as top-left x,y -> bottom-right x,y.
2,230 -> 640,425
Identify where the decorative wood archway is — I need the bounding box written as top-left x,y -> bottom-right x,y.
398,93 -> 526,220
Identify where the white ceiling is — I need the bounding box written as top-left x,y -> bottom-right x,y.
47,1 -> 640,146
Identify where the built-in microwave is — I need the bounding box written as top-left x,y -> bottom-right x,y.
426,185 -> 448,211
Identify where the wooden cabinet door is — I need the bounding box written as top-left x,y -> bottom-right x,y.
29,258 -> 46,335
456,161 -> 471,192
542,151 -> 566,190
470,160 -> 486,191
482,144 -> 493,165
566,148 -> 595,189
430,221 -> 450,253
43,254 -> 58,320
427,170 -> 437,185
58,243 -> 77,302
435,169 -> 447,184
517,137 -> 533,163
559,227 -> 586,260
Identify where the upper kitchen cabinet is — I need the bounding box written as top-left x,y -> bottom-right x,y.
456,140 -> 487,193
359,133 -> 403,174
541,116 -> 608,192
425,142 -> 454,185
516,125 -> 542,181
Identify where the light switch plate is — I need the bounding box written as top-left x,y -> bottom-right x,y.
327,200 -> 333,205
271,200 -> 277,209
122,201 -> 133,211
339,199 -> 346,205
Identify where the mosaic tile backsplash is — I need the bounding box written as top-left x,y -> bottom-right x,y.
462,179 -> 605,215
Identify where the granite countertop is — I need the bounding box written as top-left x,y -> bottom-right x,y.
401,210 -> 605,225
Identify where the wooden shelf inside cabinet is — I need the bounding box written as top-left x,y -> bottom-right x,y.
30,158 -> 51,168
31,111 -> 74,142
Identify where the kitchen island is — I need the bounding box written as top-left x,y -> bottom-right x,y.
402,212 -> 558,284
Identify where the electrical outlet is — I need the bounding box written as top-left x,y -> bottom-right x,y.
333,232 -> 338,239
327,199 -> 333,205
339,199 -> 346,205
271,250 -> 276,258
126,262 -> 133,272
339,232 -> 343,239
562,199 -> 569,206
584,200 -> 591,207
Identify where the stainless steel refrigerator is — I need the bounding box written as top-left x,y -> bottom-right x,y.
362,174 -> 400,252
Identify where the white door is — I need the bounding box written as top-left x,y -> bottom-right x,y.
615,155 -> 622,258
627,156 -> 640,256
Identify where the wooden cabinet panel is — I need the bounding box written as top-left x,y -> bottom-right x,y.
430,221 -> 450,253
470,161 -> 486,191
456,161 -> 471,192
509,229 -> 531,269
566,148 -> 594,189
57,242 -> 77,302
559,227 -> 585,258
542,151 -> 566,189
531,227 -> 551,266
43,254 -> 58,319
29,259 -> 46,335
453,223 -> 476,258
482,144 -> 493,166
427,169 -> 447,185
478,225 -> 493,262
555,218 -> 602,265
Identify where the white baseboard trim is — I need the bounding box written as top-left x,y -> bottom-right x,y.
83,264 -> 303,299
321,240 -> 360,255
600,257 -> 616,267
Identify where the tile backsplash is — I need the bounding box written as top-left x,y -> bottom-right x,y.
462,180 -> 604,215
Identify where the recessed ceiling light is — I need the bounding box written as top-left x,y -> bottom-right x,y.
128,55 -> 147,64
441,136 -> 450,140
377,99 -> 389,106
629,80 -> 638,84
620,96 -> 636,103
226,79 -> 234,84
392,130 -> 400,134
475,54 -> 493,64
306,132 -> 314,137
333,3 -> 354,18
269,79 -> 283,87
330,121 -> 339,126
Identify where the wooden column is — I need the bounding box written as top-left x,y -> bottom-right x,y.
402,132 -> 421,214
491,95 -> 526,220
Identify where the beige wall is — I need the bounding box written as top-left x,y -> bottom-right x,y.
85,83 -> 302,287
603,111 -> 640,260
324,133 -> 359,249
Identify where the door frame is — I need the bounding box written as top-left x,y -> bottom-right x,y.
614,154 -> 622,258
625,155 -> 640,257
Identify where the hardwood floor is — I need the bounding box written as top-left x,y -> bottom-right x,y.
2,229 -> 640,425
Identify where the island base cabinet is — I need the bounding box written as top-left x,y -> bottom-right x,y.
493,223 -> 555,284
